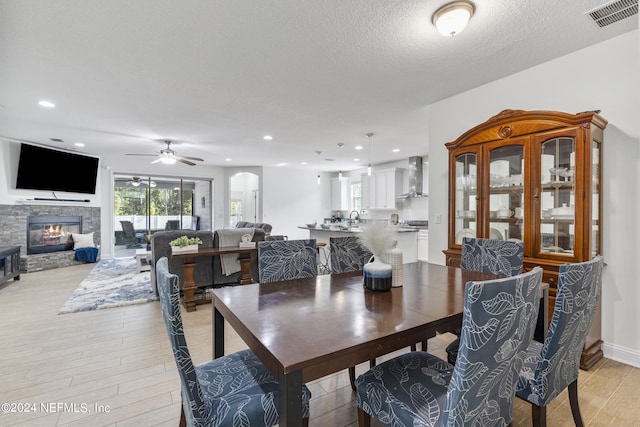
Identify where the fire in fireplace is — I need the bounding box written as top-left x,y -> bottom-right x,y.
27,216 -> 82,255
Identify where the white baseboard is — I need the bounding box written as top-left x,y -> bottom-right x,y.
603,342 -> 640,368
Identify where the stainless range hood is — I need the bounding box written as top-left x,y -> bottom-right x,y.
398,156 -> 427,198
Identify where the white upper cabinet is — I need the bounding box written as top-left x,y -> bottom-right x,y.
361,168 -> 402,210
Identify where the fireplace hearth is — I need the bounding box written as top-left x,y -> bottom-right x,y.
27,215 -> 82,255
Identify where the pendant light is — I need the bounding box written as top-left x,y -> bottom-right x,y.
337,143 -> 344,180
366,132 -> 373,176
315,150 -> 322,184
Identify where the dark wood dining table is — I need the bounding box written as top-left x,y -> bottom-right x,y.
210,262 -> 547,427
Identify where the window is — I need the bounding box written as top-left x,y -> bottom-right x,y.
351,182 -> 362,211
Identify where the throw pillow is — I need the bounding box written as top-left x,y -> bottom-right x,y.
72,232 -> 95,249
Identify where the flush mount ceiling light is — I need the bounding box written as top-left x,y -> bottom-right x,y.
433,1 -> 474,36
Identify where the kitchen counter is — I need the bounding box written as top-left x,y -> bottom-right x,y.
298,225 -> 422,233
300,225 -> 420,263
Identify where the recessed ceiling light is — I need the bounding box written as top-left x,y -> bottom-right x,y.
353,158 -> 360,162
392,149 -> 400,153
355,145 -> 363,150
225,158 -> 232,162
38,100 -> 56,108
301,161 -> 307,165
74,142 -> 85,147
263,135 -> 273,140
276,162 -> 287,167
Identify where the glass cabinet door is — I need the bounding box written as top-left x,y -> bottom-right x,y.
454,152 -> 477,244
538,136 -> 576,257
488,144 -> 525,243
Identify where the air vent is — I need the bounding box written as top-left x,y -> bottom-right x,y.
586,0 -> 638,27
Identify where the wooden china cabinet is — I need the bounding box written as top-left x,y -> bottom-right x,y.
443,109 -> 606,369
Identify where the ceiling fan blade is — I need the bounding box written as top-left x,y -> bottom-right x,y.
126,153 -> 158,157
176,156 -> 196,166
150,158 -> 163,164
179,155 -> 204,162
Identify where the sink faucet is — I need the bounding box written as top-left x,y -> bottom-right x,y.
348,210 -> 359,227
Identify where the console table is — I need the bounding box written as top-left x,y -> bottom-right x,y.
0,246 -> 21,287
171,246 -> 257,312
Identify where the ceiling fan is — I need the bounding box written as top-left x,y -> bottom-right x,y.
127,177 -> 156,187
126,140 -> 204,166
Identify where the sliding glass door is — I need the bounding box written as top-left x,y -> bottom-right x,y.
113,175 -> 212,254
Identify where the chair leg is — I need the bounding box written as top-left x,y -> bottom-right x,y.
357,407 -> 371,427
531,403 -> 547,427
568,379 -> 585,427
422,340 -> 428,351
349,366 -> 356,391
369,359 -> 376,368
302,416 -> 309,427
179,406 -> 186,427
410,343 -> 417,351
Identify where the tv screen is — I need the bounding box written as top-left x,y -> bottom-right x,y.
16,144 -> 100,195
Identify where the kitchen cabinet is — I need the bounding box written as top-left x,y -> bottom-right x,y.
361,174 -> 374,209
361,168 -> 402,210
443,109 -> 606,370
331,177 -> 349,211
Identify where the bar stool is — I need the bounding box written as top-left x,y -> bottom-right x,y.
316,243 -> 330,275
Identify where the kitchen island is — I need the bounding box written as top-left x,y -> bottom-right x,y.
298,225 -> 420,263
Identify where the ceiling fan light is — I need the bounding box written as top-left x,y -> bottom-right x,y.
160,155 -> 177,165
433,1 -> 474,37
131,181 -> 141,187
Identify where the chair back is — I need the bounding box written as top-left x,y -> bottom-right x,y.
329,236 -> 373,274
258,239 -> 317,283
443,267 -> 543,425
461,237 -> 524,277
120,220 -> 136,238
156,257 -> 210,425
519,256 -> 604,406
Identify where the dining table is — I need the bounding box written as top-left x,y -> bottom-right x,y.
210,262 -> 548,427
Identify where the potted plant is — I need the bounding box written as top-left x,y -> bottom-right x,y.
169,236 -> 203,254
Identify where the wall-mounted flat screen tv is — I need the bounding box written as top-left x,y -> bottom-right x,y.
16,143 -> 100,194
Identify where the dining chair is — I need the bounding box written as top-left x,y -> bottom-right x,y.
156,256 -> 312,427
446,236 -> 525,364
330,236 -> 382,385
329,236 -> 372,274
516,256 -> 604,427
257,239 -> 317,284
356,267 -> 543,427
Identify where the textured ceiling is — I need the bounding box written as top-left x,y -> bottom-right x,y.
0,0 -> 636,171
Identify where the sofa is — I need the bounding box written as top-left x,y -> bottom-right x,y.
149,228 -> 266,295
235,221 -> 272,236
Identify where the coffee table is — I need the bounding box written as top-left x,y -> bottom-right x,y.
135,248 -> 151,274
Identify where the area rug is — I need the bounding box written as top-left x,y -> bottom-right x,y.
58,257 -> 157,314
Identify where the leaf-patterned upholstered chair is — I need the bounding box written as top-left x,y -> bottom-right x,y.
356,267 -> 542,427
461,237 -> 525,276
257,239 -> 317,284
516,256 -> 604,427
156,257 -> 311,427
329,236 -> 373,274
329,235 -> 390,390
446,237 -> 525,364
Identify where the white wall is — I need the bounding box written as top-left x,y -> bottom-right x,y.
427,30 -> 640,366
262,167 -> 332,240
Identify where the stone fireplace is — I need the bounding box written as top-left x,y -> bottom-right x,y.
26,215 -> 82,255
0,204 -> 100,272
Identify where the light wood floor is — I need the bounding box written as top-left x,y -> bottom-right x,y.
1,262 -> 638,426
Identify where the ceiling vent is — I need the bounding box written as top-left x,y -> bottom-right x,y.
586,0 -> 638,27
